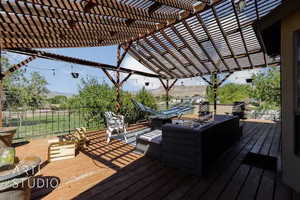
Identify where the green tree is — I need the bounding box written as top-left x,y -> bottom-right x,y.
1,57 -> 49,109
207,83 -> 250,104
48,95 -> 68,104
218,83 -> 250,104
206,74 -> 250,104
249,68 -> 280,110
135,87 -> 157,109
67,77 -> 158,125
26,72 -> 49,108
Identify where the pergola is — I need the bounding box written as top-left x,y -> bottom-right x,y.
0,0 -> 282,116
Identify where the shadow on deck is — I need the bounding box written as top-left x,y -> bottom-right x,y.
21,121 -> 292,200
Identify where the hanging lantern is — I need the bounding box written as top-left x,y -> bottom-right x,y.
235,0 -> 247,13
246,78 -> 253,83
71,72 -> 79,78
70,65 -> 79,78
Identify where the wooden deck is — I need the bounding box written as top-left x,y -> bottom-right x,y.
15,121 -> 293,200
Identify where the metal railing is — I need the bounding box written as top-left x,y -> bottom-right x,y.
2,107 -> 105,142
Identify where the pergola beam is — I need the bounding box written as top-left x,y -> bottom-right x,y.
6,48 -> 163,79
218,72 -> 233,87
201,76 -> 212,85
2,54 -> 40,78
117,43 -> 132,68
0,49 -> 40,127
102,69 -> 117,86
120,73 -> 133,86
159,79 -> 178,109
231,0 -> 254,69
254,0 -> 268,68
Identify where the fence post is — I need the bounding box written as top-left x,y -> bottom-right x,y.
57,110 -> 59,134
69,108 -> 71,134
32,109 -> 34,137
52,110 -> 54,135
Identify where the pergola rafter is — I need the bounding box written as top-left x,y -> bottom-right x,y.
195,14 -> 231,71
151,34 -> 202,76
126,47 -> 169,78
230,0 -> 254,69
159,30 -> 205,76
142,37 -> 189,78
133,41 -> 177,78
211,6 -> 242,70
0,0 -> 282,79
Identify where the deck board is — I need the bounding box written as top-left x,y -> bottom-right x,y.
14,121 -> 293,200
212,123 -> 270,200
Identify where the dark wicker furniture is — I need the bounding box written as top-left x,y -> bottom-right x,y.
161,115 -> 241,176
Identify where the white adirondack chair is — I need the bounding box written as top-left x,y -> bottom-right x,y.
104,111 -> 127,144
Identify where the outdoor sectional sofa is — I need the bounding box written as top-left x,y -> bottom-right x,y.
161,115 -> 241,176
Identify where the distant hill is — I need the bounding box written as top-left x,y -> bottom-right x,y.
149,85 -> 207,98
47,91 -> 74,98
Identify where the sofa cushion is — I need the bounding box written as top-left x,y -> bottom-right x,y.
139,130 -> 162,144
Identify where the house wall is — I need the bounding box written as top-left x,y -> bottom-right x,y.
281,10 -> 300,192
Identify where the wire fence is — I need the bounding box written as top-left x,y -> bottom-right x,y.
2,108 -> 105,142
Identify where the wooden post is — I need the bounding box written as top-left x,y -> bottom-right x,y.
166,80 -> 169,109
213,73 -> 218,115
104,44 -> 132,114
0,47 -> 3,127
115,45 -> 122,114
159,79 -> 178,109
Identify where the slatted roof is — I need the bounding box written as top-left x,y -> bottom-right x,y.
0,0 -> 282,79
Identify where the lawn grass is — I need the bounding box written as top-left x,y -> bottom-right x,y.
3,110 -> 105,142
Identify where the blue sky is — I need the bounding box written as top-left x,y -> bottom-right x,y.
4,46 -> 262,95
